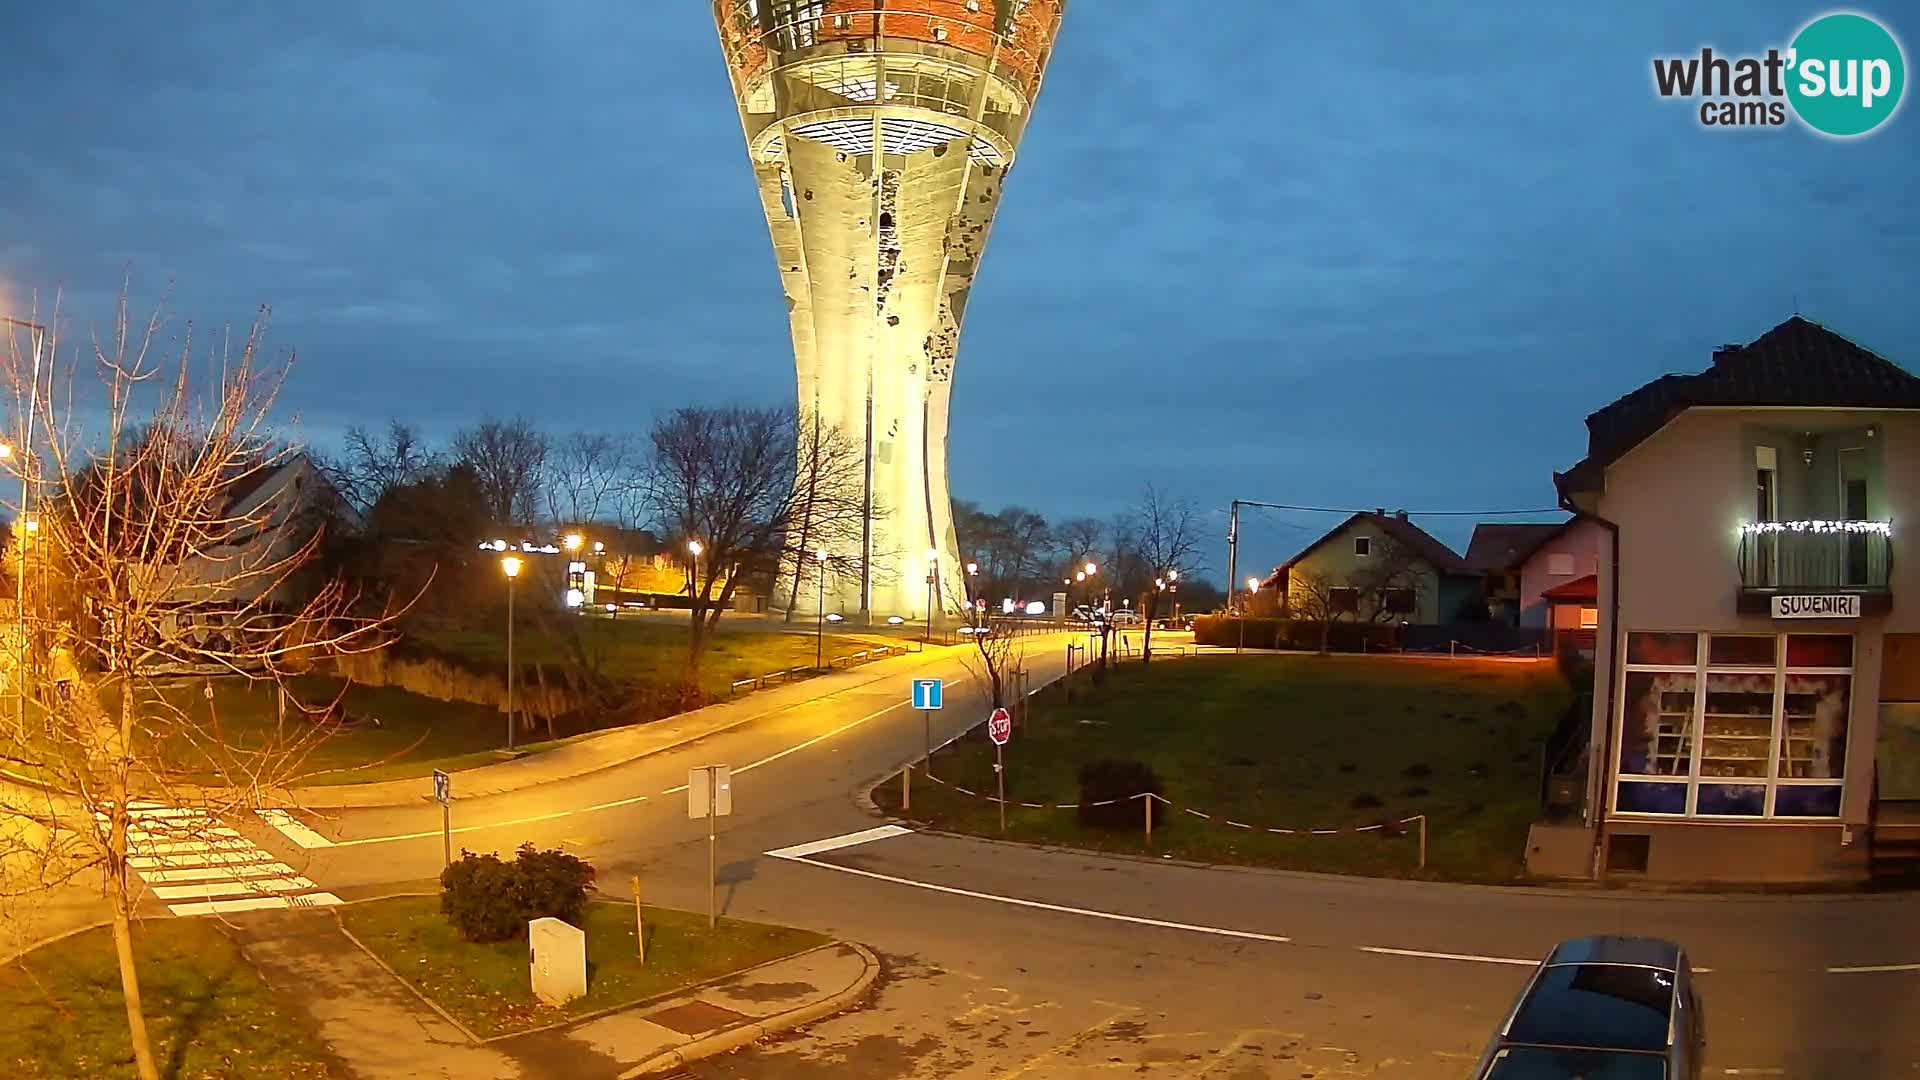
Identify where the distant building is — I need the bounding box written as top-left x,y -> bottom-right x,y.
1268,510 -> 1481,626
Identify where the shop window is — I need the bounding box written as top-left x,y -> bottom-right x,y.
1615,631 -> 1850,819
1787,634 -> 1853,668
1578,607 -> 1599,630
1627,632 -> 1697,667
1708,634 -> 1776,667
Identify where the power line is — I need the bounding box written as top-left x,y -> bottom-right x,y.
1227,500 -> 1564,518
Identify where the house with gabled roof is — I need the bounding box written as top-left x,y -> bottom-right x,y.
1265,509 -> 1482,626
1539,315 -> 1920,885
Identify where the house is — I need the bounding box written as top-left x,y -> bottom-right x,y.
1464,523 -> 1567,624
1269,510 -> 1481,625
1539,315 -> 1920,885
1465,519 -> 1609,651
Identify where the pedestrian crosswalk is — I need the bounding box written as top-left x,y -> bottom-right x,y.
104,803 -> 342,917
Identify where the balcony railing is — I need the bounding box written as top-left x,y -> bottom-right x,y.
1738,525 -> 1892,592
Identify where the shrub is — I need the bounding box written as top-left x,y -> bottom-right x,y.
1077,758 -> 1164,830
439,844 -> 598,943
513,843 -> 596,926
440,851 -> 524,943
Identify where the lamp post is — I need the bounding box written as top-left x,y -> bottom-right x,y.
1240,576 -> 1259,655
501,555 -> 523,750
814,548 -> 828,669
923,548 -> 938,645
3,316 -> 46,734
686,539 -> 704,620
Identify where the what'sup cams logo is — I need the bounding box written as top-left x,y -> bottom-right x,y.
1653,11 -> 1906,137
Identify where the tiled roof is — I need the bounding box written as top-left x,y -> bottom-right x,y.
1556,316 -> 1920,498
1463,522 -> 1568,571
1540,573 -> 1598,602
1275,511 -> 1474,579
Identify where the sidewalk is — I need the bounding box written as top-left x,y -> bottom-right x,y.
229,906 -> 879,1080
289,639 -> 988,809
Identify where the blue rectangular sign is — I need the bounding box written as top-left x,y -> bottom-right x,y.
912,678 -> 943,710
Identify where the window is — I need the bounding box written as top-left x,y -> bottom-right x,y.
1353,536 -> 1371,557
1578,607 -> 1599,630
1329,586 -> 1359,614
1615,632 -> 1851,819
1383,588 -> 1416,614
1547,553 -> 1575,576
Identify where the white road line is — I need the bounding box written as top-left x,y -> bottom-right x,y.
1826,962 -> 1920,973
259,809 -> 335,849
328,808 -> 577,848
166,892 -> 341,918
140,863 -> 301,884
151,876 -> 316,901
1354,946 -> 1537,967
765,825 -> 913,860
579,795 -> 649,812
734,701 -> 908,776
768,852 -> 1291,944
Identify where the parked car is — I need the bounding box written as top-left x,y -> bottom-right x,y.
1108,610 -> 1140,626
1472,936 -> 1703,1080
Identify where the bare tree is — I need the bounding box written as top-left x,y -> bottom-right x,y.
645,406 -> 865,679
0,292 -> 393,1080
1123,487 -> 1203,664
545,431 -> 638,528
1281,568 -> 1348,653
946,578 -> 1025,714
1350,537 -> 1427,624
319,419 -> 439,514
451,416 -> 548,528
779,412 -> 871,622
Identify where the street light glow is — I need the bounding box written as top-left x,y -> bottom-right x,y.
1168,569 -> 1179,581
1084,561 -> 1097,576
1075,571 -> 1085,582
0,443 -> 11,460
563,533 -> 583,551
501,555 -> 523,579
815,548 -> 829,563
966,561 -> 978,575
688,540 -> 704,557
1246,577 -> 1259,592
924,547 -> 939,563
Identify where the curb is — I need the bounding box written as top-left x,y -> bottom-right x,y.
0,916 -> 113,968
617,942 -> 882,1079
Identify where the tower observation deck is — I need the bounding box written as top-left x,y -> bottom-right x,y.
713,1 -> 1067,622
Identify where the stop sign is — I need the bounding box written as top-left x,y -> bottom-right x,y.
987,707 -> 1012,746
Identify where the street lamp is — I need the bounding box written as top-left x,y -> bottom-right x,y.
923,548 -> 939,644
501,555 -> 523,749
563,533 -> 583,552
1239,575 -> 1260,655
814,548 -> 829,669
685,539 -> 704,613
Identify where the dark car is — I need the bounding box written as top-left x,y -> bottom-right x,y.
1472,936 -> 1704,1080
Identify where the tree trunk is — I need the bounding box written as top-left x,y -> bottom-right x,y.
110,684 -> 160,1080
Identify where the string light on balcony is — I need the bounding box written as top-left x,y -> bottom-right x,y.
1740,520 -> 1892,536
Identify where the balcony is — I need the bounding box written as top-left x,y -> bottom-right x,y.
1737,522 -> 1893,615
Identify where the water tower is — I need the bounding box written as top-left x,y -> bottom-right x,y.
713,0 -> 1068,621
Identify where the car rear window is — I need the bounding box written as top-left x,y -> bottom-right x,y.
1484,1047 -> 1665,1079
1506,963 -> 1674,1052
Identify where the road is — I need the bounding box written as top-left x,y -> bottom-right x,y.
216,632 -> 1920,1076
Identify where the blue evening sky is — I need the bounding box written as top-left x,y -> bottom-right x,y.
0,2 -> 1914,581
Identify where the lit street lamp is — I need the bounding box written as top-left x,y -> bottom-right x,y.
501,555 -> 523,749
1239,575 -> 1260,655
814,548 -> 829,669
563,533 -> 583,552
685,539 -> 704,615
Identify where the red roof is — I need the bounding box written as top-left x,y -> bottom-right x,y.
1272,511 -> 1473,581
1540,574 -> 1598,603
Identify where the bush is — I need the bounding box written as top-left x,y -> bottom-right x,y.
1076,758 -> 1164,830
440,851 -> 524,943
439,844 -> 598,943
513,843 -> 596,926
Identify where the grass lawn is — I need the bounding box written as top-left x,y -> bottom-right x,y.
339,896 -> 829,1038
875,654 -> 1574,882
415,617 -> 896,700
109,676 -> 512,787
0,920 -> 339,1079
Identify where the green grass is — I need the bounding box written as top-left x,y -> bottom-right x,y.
0,920 -> 339,1079
876,654 -> 1573,882
103,676 -> 513,787
415,617 -> 895,701
339,896 -> 829,1038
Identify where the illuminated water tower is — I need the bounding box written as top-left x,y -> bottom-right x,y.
713,1 -> 1067,622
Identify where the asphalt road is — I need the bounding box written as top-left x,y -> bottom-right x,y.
247,633 -> 1917,1078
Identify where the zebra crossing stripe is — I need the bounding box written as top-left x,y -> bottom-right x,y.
108,802 -> 339,918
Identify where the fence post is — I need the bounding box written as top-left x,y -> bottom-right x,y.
1449,640 -> 1456,659
1416,815 -> 1428,870
1143,793 -> 1154,846
901,763 -> 911,811
632,874 -> 645,963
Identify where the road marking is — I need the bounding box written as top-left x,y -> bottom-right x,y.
765,825 -> 912,860
768,852 -> 1291,944
1355,946 -> 1537,967
116,804 -> 339,917
166,893 -> 342,917
579,795 -> 649,812
327,808 -> 578,848
992,1006 -> 1137,1079
139,862 -> 301,884
259,809 -> 335,849
1826,962 -> 1920,973
151,876 -> 317,900
658,698 -> 916,797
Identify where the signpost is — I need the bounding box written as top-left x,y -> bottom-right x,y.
912,678 -> 943,771
688,765 -> 733,929
432,769 -> 452,867
987,707 -> 1011,833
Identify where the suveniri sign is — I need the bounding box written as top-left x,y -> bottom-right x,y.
1772,594 -> 1863,619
